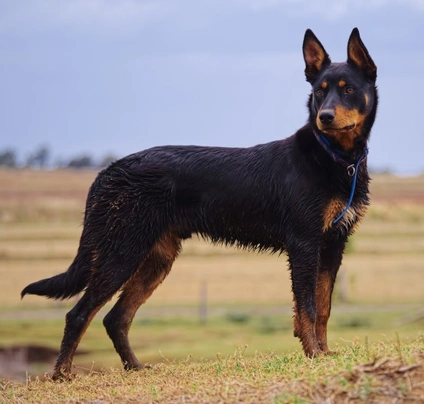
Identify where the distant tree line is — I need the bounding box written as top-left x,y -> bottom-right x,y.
0,146 -> 418,174
0,145 -> 118,169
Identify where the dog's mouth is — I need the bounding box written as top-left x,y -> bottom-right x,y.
317,122 -> 360,151
318,123 -> 356,133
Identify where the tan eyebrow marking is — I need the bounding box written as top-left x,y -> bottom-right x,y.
338,79 -> 346,87
321,81 -> 327,89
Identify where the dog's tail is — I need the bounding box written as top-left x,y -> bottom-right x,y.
21,253 -> 90,300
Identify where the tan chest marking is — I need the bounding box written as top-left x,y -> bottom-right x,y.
323,199 -> 367,233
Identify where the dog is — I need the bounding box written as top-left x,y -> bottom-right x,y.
22,28 -> 377,380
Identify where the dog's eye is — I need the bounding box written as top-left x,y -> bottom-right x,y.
315,89 -> 324,97
345,87 -> 355,94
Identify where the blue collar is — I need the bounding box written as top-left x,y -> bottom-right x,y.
313,130 -> 368,177
313,130 -> 369,224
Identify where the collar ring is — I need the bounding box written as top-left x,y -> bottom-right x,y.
347,165 -> 356,177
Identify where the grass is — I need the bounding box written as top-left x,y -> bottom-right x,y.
1,336 -> 423,403
0,310 -> 422,380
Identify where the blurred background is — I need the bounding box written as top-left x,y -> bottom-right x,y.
0,0 -> 423,381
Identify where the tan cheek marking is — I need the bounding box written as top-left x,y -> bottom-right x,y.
364,94 -> 369,106
316,102 -> 367,151
338,80 -> 346,87
334,105 -> 365,126
331,106 -> 367,150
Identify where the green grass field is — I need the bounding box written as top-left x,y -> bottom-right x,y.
0,169 -> 423,402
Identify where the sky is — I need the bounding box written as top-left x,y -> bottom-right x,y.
0,0 -> 423,174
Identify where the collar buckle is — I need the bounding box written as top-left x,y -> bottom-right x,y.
347,164 -> 356,177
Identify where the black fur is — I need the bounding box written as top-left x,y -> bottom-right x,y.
22,28 -> 377,380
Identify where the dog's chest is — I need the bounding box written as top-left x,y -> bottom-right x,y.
322,199 -> 367,234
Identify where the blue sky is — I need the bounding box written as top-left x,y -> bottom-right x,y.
0,0 -> 423,173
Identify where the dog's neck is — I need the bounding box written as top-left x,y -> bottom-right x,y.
313,129 -> 368,176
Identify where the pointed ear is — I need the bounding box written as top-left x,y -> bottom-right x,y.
302,29 -> 331,83
347,28 -> 377,80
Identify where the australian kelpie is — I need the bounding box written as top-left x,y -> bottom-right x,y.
22,28 -> 377,380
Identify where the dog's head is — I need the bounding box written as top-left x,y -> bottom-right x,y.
303,28 -> 377,151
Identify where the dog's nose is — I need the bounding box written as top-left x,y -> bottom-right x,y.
319,110 -> 335,125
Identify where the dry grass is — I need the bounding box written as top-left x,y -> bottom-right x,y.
1,337 -> 423,403
0,169 -> 94,223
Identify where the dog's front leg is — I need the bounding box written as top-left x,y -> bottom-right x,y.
315,270 -> 337,353
288,248 -> 321,357
315,234 -> 346,353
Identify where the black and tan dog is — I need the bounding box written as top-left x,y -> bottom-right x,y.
22,28 -> 377,380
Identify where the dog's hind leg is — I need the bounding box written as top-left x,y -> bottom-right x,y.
103,233 -> 181,371
315,235 -> 346,353
52,257 -> 140,381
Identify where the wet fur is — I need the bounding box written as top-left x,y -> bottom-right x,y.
21,28 -> 378,380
